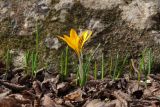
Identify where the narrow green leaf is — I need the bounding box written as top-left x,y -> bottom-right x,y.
64,46 -> 68,77
101,53 -> 104,80
94,61 -> 97,80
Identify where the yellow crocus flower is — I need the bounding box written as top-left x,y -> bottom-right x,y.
58,29 -> 92,57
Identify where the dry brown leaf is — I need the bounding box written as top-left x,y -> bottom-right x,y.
55,98 -> 63,105
42,95 -> 56,107
113,91 -> 131,107
0,80 -> 26,91
32,81 -> 42,96
57,82 -> 69,93
0,90 -> 11,100
0,94 -> 31,107
86,99 -> 106,107
64,89 -> 83,102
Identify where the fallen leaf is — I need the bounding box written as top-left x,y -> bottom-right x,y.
86,99 -> 106,107
64,89 -> 83,102
0,90 -> 11,100
42,95 -> 56,107
57,82 -> 69,93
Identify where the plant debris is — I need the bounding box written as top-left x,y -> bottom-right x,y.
0,67 -> 160,107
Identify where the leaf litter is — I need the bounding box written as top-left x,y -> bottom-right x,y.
0,64 -> 160,107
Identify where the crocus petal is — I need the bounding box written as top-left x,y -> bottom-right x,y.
81,31 -> 88,47
78,35 -> 84,49
70,29 -> 79,40
85,30 -> 92,41
82,30 -> 92,42
63,35 -> 76,50
79,30 -> 92,49
58,29 -> 92,58
75,48 -> 80,57
57,36 -> 66,42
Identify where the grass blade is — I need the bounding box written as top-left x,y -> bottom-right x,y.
109,55 -> 113,77
64,46 -> 68,77
94,61 -> 97,80
113,52 -> 119,80
101,53 -> 104,80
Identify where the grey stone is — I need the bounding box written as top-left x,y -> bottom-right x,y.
1,0 -> 159,36
21,0 -> 51,35
10,49 -> 25,68
0,0 -> 51,36
88,19 -> 105,36
1,0 -> 160,66
0,0 -> 11,22
120,0 -> 159,29
151,30 -> 160,44
54,0 -> 75,11
51,16 -> 58,21
44,36 -> 61,50
59,10 -> 68,23
80,0 -> 124,10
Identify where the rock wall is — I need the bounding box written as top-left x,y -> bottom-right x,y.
0,0 -> 160,68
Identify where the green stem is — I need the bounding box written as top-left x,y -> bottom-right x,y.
36,21 -> 39,53
94,61 -> 97,80
101,53 -> 104,80
148,49 -> 151,76
109,56 -> 113,77
64,46 -> 68,77
60,52 -> 64,76
78,52 -> 83,86
113,52 -> 119,80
